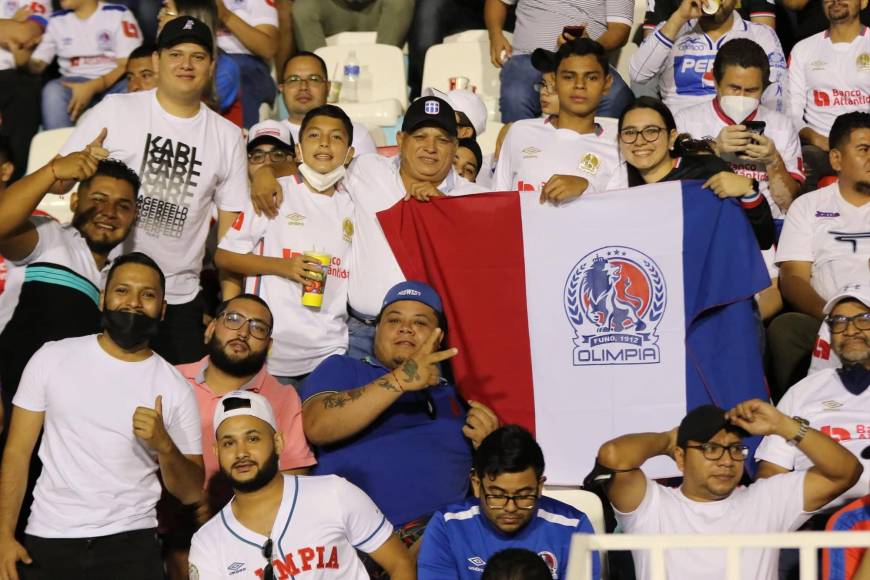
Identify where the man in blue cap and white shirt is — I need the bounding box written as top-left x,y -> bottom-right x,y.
299,280 -> 500,557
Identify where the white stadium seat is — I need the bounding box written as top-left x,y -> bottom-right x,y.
542,487 -> 606,535
443,29 -> 512,44
27,128 -> 76,223
325,31 -> 377,46
314,44 -> 408,127
421,42 -> 501,122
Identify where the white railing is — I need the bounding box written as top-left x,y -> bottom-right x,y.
566,531 -> 870,580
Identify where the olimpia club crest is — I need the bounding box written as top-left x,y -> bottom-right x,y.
564,246 -> 667,366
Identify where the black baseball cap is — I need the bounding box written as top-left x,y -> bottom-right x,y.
401,96 -> 457,137
157,16 -> 213,55
677,404 -> 749,448
531,48 -> 559,73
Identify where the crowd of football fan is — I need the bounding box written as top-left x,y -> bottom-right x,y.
0,0 -> 866,578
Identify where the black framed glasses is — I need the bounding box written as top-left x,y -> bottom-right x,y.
248,149 -> 290,164
261,538 -> 274,580
685,442 -> 749,461
825,313 -> 870,334
219,311 -> 272,340
619,126 -> 665,144
483,488 -> 539,510
283,74 -> 326,85
532,81 -> 556,94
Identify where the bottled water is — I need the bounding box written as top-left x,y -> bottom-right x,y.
342,50 -> 360,103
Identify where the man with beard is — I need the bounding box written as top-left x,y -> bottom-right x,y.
757,284 -> 870,514
189,391 -> 415,579
597,400 -> 861,580
771,112 -> 870,396
0,129 -> 138,410
165,294 -> 314,577
630,0 -> 787,114
0,252 -> 204,580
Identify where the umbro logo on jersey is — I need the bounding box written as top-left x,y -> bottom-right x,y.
822,400 -> 843,410
227,562 -> 246,575
287,212 -> 306,226
810,60 -> 827,71
522,146 -> 541,158
467,556 -> 486,572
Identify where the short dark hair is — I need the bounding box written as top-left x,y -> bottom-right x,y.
299,104 -> 354,144
457,137 -> 483,177
80,159 -> 141,196
713,38 -> 770,87
284,51 -> 329,80
105,252 -> 165,295
128,43 -> 157,61
829,111 -> 870,151
473,425 -> 545,480
481,549 -> 552,580
556,37 -> 609,77
215,293 -> 273,326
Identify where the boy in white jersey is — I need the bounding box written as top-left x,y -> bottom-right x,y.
674,38 -> 804,220
189,391 -> 414,580
29,0 -> 141,128
0,253 -> 204,580
788,0 -> 870,190
757,284 -> 870,513
216,105 -> 354,385
213,0 -> 277,127
494,38 -> 625,203
56,16 -> 249,365
279,51 -> 377,157
769,112 -> 870,400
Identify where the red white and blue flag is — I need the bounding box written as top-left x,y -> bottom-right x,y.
378,180 -> 771,483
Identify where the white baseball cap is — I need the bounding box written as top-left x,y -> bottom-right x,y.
823,283 -> 870,315
422,87 -> 488,136
213,391 -> 277,436
246,120 -> 294,150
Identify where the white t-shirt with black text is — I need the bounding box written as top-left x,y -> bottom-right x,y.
614,472 -> 813,580
189,474 -> 393,580
775,183 -> 870,301
59,89 -> 250,304
13,334 -> 202,538
217,175 -> 353,376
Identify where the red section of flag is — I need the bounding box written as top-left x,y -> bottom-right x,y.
377,192 -> 537,432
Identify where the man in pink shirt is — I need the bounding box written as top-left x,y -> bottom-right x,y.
166,293 -> 314,578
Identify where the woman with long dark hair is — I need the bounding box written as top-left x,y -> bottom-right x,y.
618,96 -> 775,249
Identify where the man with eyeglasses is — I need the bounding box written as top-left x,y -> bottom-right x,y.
167,294 -> 314,578
189,391 -> 414,580
771,111 -> 870,400
417,425 -> 600,579
245,120 -> 295,180
597,400 -> 861,580
279,52 -> 376,158
756,284 -> 870,515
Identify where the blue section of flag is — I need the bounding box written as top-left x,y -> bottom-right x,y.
682,180 -> 771,456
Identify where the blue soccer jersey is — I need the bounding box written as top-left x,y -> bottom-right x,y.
417,496 -> 600,579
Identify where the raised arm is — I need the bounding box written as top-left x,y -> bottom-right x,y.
302,330 -> 457,446
596,427 -> 677,513
726,399 -> 862,512
0,129 -> 107,260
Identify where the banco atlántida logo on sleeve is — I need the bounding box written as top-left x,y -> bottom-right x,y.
137,133 -> 202,239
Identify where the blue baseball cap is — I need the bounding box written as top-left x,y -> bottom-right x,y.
380,281 -> 444,316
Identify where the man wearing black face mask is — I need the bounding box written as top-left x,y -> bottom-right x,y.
0,128 -> 138,413
0,252 -> 204,580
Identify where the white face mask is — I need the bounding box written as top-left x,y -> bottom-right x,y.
298,151 -> 350,192
718,95 -> 759,124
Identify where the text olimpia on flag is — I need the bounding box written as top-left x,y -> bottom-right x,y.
377,180 -> 771,483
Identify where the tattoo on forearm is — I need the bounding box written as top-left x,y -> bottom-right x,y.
400,360 -> 421,383
376,376 -> 402,392
322,388 -> 364,409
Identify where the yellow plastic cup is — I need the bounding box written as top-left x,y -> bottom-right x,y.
301,252 -> 331,308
